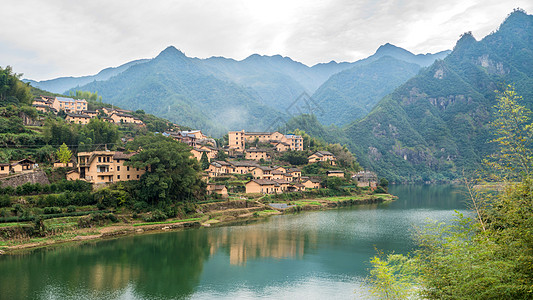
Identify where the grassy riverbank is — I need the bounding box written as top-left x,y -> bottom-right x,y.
0,190 -> 395,254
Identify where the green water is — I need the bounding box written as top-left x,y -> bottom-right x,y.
0,185 -> 467,299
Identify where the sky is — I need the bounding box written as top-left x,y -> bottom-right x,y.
1,0 -> 531,81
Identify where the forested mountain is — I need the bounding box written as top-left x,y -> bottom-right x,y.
24,59 -> 149,94
343,9 -> 533,182
66,46 -> 285,136
313,56 -> 422,126
25,41 -> 449,137
197,54 -> 341,109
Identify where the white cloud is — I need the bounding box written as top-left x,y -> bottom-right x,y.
0,0 -> 531,80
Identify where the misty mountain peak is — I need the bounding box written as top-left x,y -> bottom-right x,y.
375,43 -> 412,56
156,46 -> 187,60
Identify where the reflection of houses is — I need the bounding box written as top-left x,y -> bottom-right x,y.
207,226 -> 315,265
228,130 -> 303,152
352,171 -> 378,187
67,151 -> 146,184
308,151 -> 336,165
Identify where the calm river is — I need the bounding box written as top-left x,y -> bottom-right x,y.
0,185 -> 468,299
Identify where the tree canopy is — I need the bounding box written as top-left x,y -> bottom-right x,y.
126,134 -> 205,205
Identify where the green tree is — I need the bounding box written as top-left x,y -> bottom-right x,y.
280,150 -> 308,165
366,252 -> 417,299
367,86 -> 533,299
216,150 -> 228,161
0,66 -> 32,106
485,85 -> 533,180
78,117 -> 119,148
126,134 -> 206,205
56,143 -> 72,164
200,152 -> 210,170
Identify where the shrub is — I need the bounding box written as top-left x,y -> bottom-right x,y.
143,210 -> 167,222
66,205 -> 76,213
0,195 -> 11,208
43,206 -> 62,214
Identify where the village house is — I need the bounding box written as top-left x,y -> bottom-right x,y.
0,163 -> 9,176
10,159 -> 36,174
228,160 -> 259,174
250,166 -> 273,180
180,130 -> 207,140
32,103 -> 51,113
301,178 -> 321,189
66,113 -> 92,125
245,149 -> 271,161
206,161 -> 232,177
52,97 -> 88,113
165,131 -> 197,147
245,179 -> 280,194
352,171 -> 378,188
206,183 -> 228,198
101,107 -> 132,115
82,110 -> 99,118
308,151 -> 337,165
326,170 -> 345,178
287,168 -> 302,178
108,111 -> 144,125
67,150 -> 146,184
190,147 -> 216,162
271,141 -> 291,152
228,130 -> 303,152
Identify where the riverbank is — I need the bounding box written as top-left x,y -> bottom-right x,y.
0,192 -> 395,254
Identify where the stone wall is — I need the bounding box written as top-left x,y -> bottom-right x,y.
0,170 -> 50,188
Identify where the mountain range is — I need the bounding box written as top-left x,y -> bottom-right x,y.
25,42 -> 449,135
24,10 -> 533,182
340,9 -> 533,182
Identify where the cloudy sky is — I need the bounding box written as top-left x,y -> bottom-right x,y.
1,0 -> 531,80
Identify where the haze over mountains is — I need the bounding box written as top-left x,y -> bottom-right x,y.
23,9 -> 533,182
26,42 -> 449,136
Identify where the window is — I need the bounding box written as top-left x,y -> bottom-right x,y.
137,174 -> 139,179
98,157 -> 101,162
117,175 -> 120,180
117,166 -> 120,171
127,166 -> 130,171
127,175 -> 130,179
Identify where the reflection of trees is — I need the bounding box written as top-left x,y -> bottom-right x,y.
0,230 -> 211,299
206,221 -> 318,265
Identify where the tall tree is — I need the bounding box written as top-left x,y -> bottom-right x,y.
56,143 -> 72,164
200,152 -> 210,170
0,66 -> 32,106
126,134 -> 205,205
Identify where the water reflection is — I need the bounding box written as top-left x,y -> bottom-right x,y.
0,185 -> 467,299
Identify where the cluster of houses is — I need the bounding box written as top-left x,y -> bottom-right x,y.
32,96 -> 144,126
